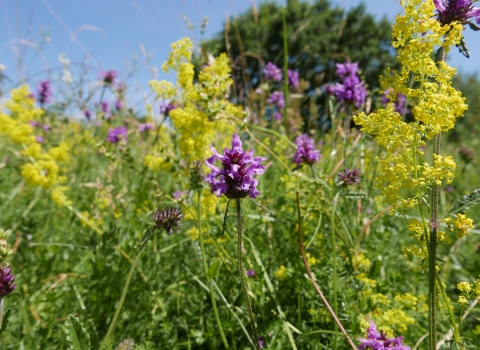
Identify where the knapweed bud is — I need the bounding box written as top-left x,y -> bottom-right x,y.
153,208 -> 183,235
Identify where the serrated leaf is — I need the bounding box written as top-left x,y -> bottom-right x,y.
207,261 -> 221,280
339,191 -> 366,198
469,22 -> 480,31
445,188 -> 480,217
64,314 -> 92,350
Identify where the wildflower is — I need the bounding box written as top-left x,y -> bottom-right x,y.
247,269 -> 256,277
273,111 -> 282,121
205,134 -> 266,199
159,101 -> 176,117
114,100 -> 123,111
267,91 -> 285,109
0,267 -> 16,297
334,62 -> 367,107
458,295 -> 469,305
358,321 -> 410,349
138,123 -> 155,132
153,207 -> 183,234
275,265 -> 287,280
338,167 -> 361,186
457,281 -> 473,293
264,62 -> 282,81
115,338 -> 134,350
99,70 -> 117,85
36,80 -> 52,106
258,335 -> 265,349
434,0 -> 480,26
84,110 -> 92,120
36,136 -> 44,143
0,230 -> 14,268
458,146 -> 474,163
106,126 -> 128,144
381,90 -> 409,115
100,101 -> 110,114
173,190 -> 188,200
288,69 -> 299,89
293,134 -> 322,166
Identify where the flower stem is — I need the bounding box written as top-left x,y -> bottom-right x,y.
0,297 -> 4,329
282,6 -> 289,134
236,198 -> 260,349
331,192 -> 340,350
197,191 -> 229,349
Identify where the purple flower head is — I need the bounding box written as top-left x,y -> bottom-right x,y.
153,207 -> 183,235
336,62 -> 359,79
267,91 -> 285,109
264,62 -> 283,82
0,267 -> 16,297
247,269 -> 256,277
258,336 -> 265,349
84,110 -> 92,120
333,62 -> 367,107
358,321 -> 410,349
338,167 -> 361,186
434,0 -> 480,26
205,134 -> 267,199
106,126 -> 128,144
139,123 -> 155,133
159,102 -> 176,117
458,146 -> 474,163
100,101 -> 110,114
324,84 -> 338,96
381,90 -> 409,115
173,190 -> 189,200
36,80 -> 53,106
114,100 -> 123,111
288,69 -> 300,89
36,135 -> 44,143
293,134 -> 322,166
99,70 -> 117,85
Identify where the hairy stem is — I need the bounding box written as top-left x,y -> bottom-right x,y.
197,191 -> 229,349
236,198 -> 260,349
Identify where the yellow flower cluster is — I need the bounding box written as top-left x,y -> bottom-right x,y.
275,265 -> 288,280
353,0 -> 466,206
443,214 -> 474,239
150,38 -> 240,162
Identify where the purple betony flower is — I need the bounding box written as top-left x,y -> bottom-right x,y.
0,267 -> 16,297
293,134 -> 322,166
106,126 -> 128,144
288,69 -> 299,89
258,335 -> 265,349
434,0 -> 480,26
100,101 -> 110,114
36,79 -> 53,106
267,91 -> 285,109
333,62 -> 367,107
247,269 -> 256,277
205,134 -> 266,199
114,100 -> 123,111
358,321 -> 410,349
273,111 -> 282,121
84,110 -> 92,120
381,90 -> 409,115
264,62 -> 282,82
99,70 -> 117,85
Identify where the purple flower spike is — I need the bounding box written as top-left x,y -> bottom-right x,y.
267,91 -> 285,109
338,167 -> 361,186
358,321 -> 410,349
100,101 -> 110,114
0,268 -> 16,297
99,70 -> 117,85
288,69 -> 299,89
153,207 -> 183,235
114,100 -> 123,111
106,126 -> 128,144
293,134 -> 322,166
247,269 -> 256,277
434,0 -> 480,26
173,190 -> 188,200
36,80 -> 53,106
84,110 -> 92,120
334,61 -> 367,107
264,62 -> 282,82
205,134 -> 266,199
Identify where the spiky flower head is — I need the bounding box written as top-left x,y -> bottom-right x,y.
159,101 -> 176,117
338,167 -> 361,186
36,79 -> 53,106
264,62 -> 282,82
458,146 -> 474,163
434,0 -> 480,26
293,134 -> 322,166
0,267 -> 16,297
205,134 -> 266,199
99,70 -> 117,85
358,321 -> 410,349
153,207 -> 183,235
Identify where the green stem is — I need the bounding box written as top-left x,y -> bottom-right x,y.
282,6 -> 289,134
331,192 -> 340,350
100,233 -> 149,350
197,191 -> 229,349
0,297 -> 4,329
236,198 -> 260,349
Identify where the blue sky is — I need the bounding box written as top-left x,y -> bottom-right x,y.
1,0 -> 479,109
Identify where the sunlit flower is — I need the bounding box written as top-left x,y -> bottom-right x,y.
153,207 -> 183,235
139,123 -> 154,132
293,134 -> 322,166
358,321 -> 410,349
159,101 -> 176,117
106,126 -> 127,144
434,0 -> 480,26
0,267 -> 16,297
99,70 -> 117,85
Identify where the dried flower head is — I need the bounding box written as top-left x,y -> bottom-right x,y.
358,321 -> 410,349
0,267 -> 16,297
338,167 -> 361,186
153,208 -> 183,235
293,134 -> 322,166
205,134 -> 266,199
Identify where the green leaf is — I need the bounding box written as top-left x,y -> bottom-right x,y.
0,306 -> 13,336
339,191 -> 366,198
64,314 -> 92,350
469,22 -> 480,32
456,37 -> 470,58
445,188 -> 480,217
207,261 -> 221,280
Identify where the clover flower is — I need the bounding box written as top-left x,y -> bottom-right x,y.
267,91 -> 285,109
264,62 -> 282,81
99,70 -> 117,85
106,126 -> 128,143
138,123 -> 155,133
334,62 -> 367,107
288,69 -> 299,89
338,167 -> 361,186
293,134 -> 322,166
36,79 -> 53,106
358,321 -> 410,349
159,101 -> 176,117
0,267 -> 16,297
434,0 -> 480,26
153,207 -> 183,235
205,134 -> 266,199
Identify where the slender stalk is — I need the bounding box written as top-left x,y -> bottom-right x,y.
100,233 -> 149,350
296,192 -> 358,350
0,297 -> 4,329
197,191 -> 229,349
282,6 -> 289,134
235,198 -> 260,349
330,192 -> 340,350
